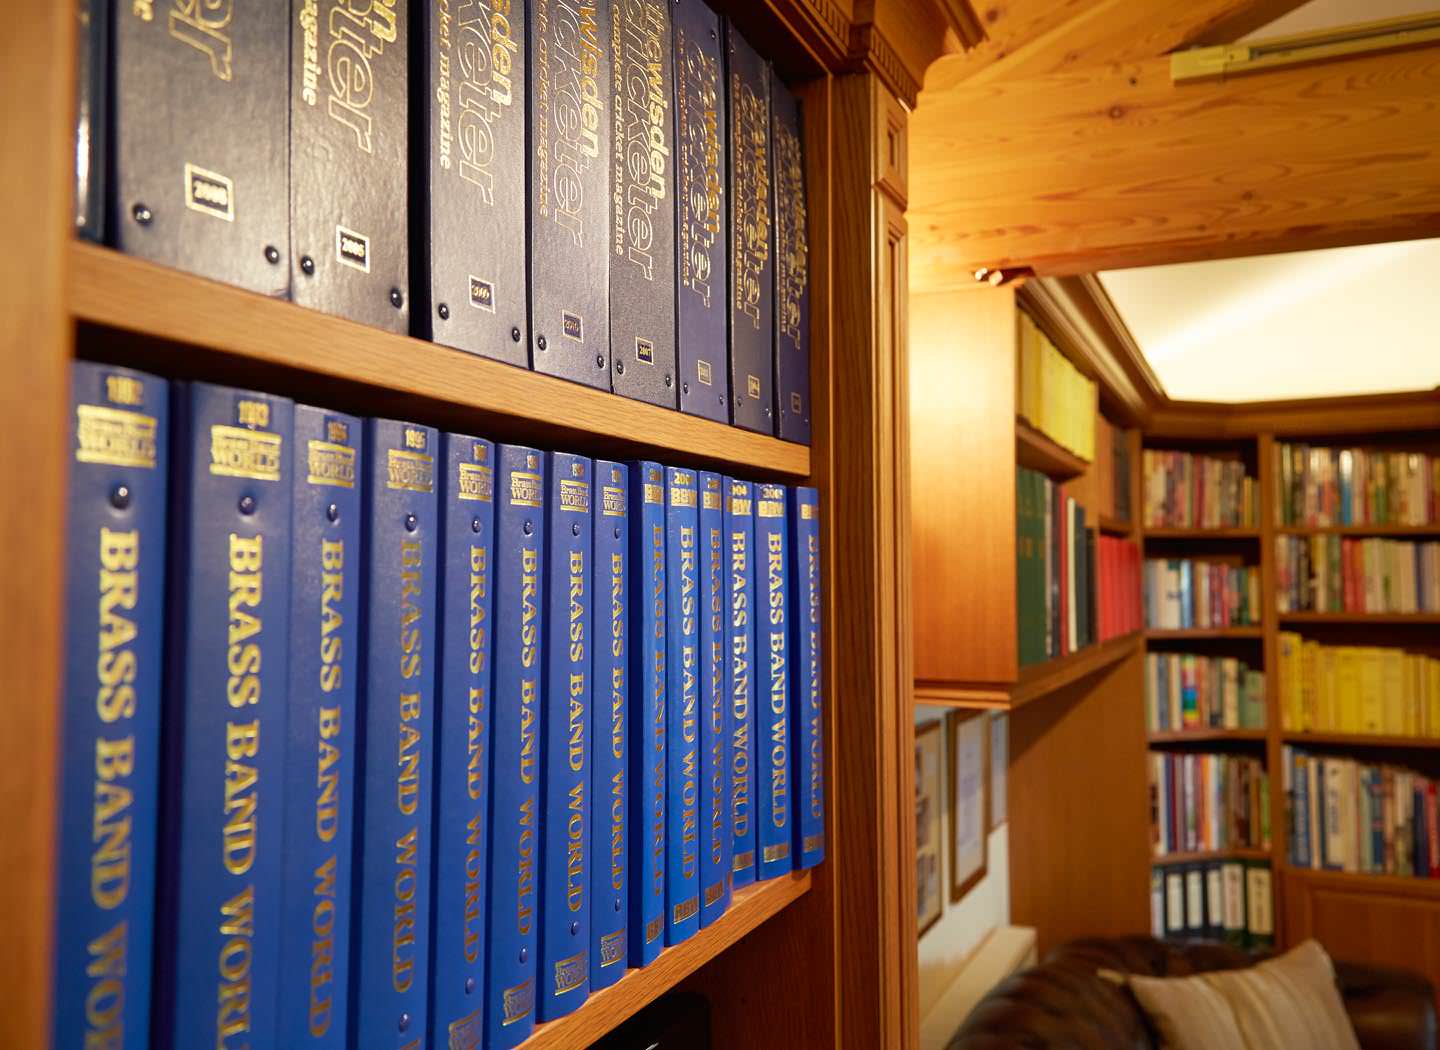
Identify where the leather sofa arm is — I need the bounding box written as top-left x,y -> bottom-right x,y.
1335,960 -> 1437,1050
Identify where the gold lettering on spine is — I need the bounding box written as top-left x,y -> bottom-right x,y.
462,532 -> 489,965
647,523 -> 665,930
679,522 -> 698,878
731,68 -> 770,329
707,520 -> 724,867
729,499 -> 751,850
217,885 -> 255,1044
611,0 -> 670,277
566,546 -> 587,913
766,526 -> 788,830
168,0 -> 234,81
453,0 -> 519,196
517,537 -> 540,937
806,530 -> 822,821
325,0 -> 400,153
675,25 -> 722,306
774,115 -> 808,343
608,549 -> 625,891
85,921 -> 128,1044
309,535 -> 345,1035
394,538 -> 424,993
542,0 -> 605,239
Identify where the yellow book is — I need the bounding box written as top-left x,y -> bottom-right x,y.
1359,648 -> 1384,734
1334,647 -> 1362,733
1317,646 -> 1339,732
1381,648 -> 1406,736
1300,640 -> 1320,732
1278,631 -> 1302,730
1429,658 -> 1440,738
1406,654 -> 1424,737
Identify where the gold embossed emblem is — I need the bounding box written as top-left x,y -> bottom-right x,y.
307,440 -> 356,488
559,478 -> 590,512
386,449 -> 434,493
76,405 -> 158,469
510,471 -> 542,507
458,462 -> 494,502
601,484 -> 625,517
210,425 -> 282,480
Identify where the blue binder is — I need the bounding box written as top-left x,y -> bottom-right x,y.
755,484 -> 792,880
664,467 -> 701,943
724,479 -> 758,888
789,487 -> 825,868
698,472 -> 732,924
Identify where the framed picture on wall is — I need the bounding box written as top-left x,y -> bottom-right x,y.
916,719 -> 944,936
948,710 -> 990,903
989,713 -> 1007,831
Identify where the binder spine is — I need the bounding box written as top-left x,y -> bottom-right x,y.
698,472 -> 732,924
538,452 -> 594,1019
430,434 -> 496,1048
755,484 -> 792,879
279,405 -> 362,1049
771,73 -> 810,444
725,479 -> 758,888
790,486 -> 824,868
627,462 -> 668,965
664,467 -> 701,943
54,364 -> 168,1050
592,461 -> 630,989
156,384 -> 293,1049
353,419 -> 439,1049
485,445 -> 545,1048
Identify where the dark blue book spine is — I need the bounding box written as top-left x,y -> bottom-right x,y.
155,383 -> 292,1049
698,472 -> 731,924
725,479 -> 758,888
592,461 -> 629,988
627,462 -> 667,965
278,406 -> 362,1050
789,487 -> 824,868
724,21 -> 775,435
353,420 -> 439,1050
771,72 -> 810,444
485,446 -> 545,1047
538,452 -> 594,1019
671,0 -> 728,423
54,364 -> 167,1050
430,434 -> 496,1049
664,466 -> 701,942
755,484 -> 792,879
75,0 -> 107,240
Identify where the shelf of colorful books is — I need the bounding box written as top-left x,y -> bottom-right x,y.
1098,514 -> 1134,536
1146,627 -> 1265,640
68,242 -> 812,478
1282,732 -> 1440,751
520,871 -> 812,1050
1275,524 -> 1440,538
1016,419 -> 1089,481
1008,631 -> 1142,710
1148,729 -> 1268,746
1142,527 -> 1261,540
1154,848 -> 1272,865
1283,866 -> 1440,899
1276,612 -> 1440,626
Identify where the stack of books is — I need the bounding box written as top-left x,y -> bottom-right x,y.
1016,311 -> 1097,461
1275,535 -> 1440,613
1285,748 -> 1440,878
1145,655 -> 1266,733
1150,752 -> 1270,857
1143,450 -> 1258,529
76,0 -> 812,440
57,362 -> 827,1049
1150,860 -> 1274,949
1276,444 -> 1439,527
1278,634 -> 1440,736
1144,559 -> 1262,630
1016,467 -> 1140,666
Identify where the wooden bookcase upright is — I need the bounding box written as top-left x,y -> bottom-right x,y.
0,4 -> 973,1048
1144,395 -> 1440,996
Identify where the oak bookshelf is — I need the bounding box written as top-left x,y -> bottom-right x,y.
3,3 -> 971,1047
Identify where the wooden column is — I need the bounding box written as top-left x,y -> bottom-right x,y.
0,5 -> 76,1046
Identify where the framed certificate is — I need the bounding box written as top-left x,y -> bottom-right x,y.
916,719 -> 944,935
948,710 -> 990,903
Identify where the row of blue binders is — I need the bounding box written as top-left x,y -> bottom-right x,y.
58,361 -> 825,1049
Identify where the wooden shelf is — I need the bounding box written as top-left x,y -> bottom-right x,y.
1098,514 -> 1133,536
68,242 -> 810,478
1154,848 -> 1271,865
1283,866 -> 1440,898
1008,632 -> 1141,709
1015,419 -> 1089,480
1145,627 -> 1264,640
1277,612 -> 1440,625
1142,527 -> 1260,539
1276,524 -> 1440,537
1282,731 -> 1440,750
520,872 -> 811,1049
1148,729 -> 1267,744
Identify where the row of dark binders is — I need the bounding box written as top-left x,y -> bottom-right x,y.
58,360 -> 825,1048
74,0 -> 811,441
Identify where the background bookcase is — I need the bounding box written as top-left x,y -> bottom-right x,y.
0,4 -> 984,1047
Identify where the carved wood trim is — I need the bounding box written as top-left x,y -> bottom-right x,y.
849,22 -> 923,108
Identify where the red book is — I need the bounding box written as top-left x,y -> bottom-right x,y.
1427,782 -> 1438,878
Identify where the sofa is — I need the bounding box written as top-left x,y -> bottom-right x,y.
947,936 -> 1436,1050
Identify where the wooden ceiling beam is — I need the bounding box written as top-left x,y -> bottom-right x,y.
909,43 -> 1440,282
